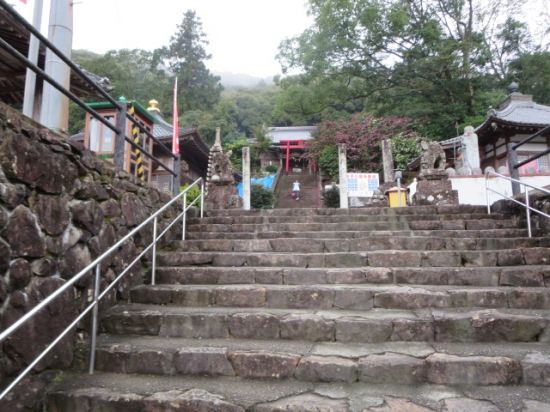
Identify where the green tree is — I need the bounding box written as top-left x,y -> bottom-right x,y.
275,0 -> 540,139
154,10 -> 223,112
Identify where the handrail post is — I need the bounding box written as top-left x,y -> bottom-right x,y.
507,143 -> 521,196
114,102 -> 127,170
182,193 -> 187,241
151,217 -> 158,285
525,189 -> 532,238
89,264 -> 101,374
200,180 -> 204,218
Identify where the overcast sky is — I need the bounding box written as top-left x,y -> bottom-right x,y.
12,0 -> 313,78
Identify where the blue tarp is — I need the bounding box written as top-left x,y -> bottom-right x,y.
238,174 -> 277,198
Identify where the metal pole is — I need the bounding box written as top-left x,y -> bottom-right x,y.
172,154 -> 181,197
525,189 -> 532,238
88,264 -> 101,374
22,0 -> 44,119
397,176 -> 402,207
114,102 -> 127,170
151,217 -> 158,285
39,0 -> 73,133
182,193 -> 187,241
200,181 -> 204,218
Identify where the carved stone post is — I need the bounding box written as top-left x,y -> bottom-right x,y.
338,144 -> 348,209
243,147 -> 251,210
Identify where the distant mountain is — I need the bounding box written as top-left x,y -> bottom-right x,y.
212,71 -> 275,87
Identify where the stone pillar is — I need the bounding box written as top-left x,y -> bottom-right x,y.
381,139 -> 395,183
338,144 -> 348,209
243,146 -> 251,210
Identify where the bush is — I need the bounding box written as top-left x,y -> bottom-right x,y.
322,184 -> 340,208
179,183 -> 202,208
265,164 -> 278,174
251,183 -> 274,209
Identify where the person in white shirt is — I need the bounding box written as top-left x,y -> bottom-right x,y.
292,180 -> 300,200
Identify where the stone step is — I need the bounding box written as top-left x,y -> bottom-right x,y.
204,204 -> 490,217
156,248 -> 550,268
103,304 -> 550,344
87,335 -> 550,387
129,284 -> 550,311
186,219 -> 522,234
188,212 -> 510,225
169,236 -> 548,253
185,227 -> 535,240
155,266 -> 550,288
46,371 -> 550,411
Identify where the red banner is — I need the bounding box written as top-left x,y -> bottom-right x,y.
172,78 -> 180,155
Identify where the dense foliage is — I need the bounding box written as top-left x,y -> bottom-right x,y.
250,184 -> 275,209
321,184 -> 340,208
276,0 -> 550,139
307,115 -> 417,177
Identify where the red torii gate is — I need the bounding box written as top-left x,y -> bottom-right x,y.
281,140 -> 303,173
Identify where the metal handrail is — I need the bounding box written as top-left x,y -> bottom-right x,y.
0,0 -> 177,178
0,178 -> 204,400
485,171 -> 550,237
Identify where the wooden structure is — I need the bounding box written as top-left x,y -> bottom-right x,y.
84,99 -> 154,182
439,85 -> 550,173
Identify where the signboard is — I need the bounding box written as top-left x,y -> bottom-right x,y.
346,173 -> 379,197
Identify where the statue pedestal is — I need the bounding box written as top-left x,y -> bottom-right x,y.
413,178 -> 458,206
413,169 -> 458,206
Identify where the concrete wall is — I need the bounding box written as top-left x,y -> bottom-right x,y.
0,103 -> 180,404
408,174 -> 550,206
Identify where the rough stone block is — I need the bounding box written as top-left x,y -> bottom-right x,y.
523,248 -> 550,265
174,347 -> 235,377
284,269 -> 327,285
159,314 -> 229,339
522,352 -> 550,386
101,310 -> 161,335
280,314 -> 334,341
172,288 -> 216,306
294,355 -> 357,383
391,319 -> 434,342
426,353 -> 521,385
266,287 -> 334,309
143,389 -> 245,412
325,252 -> 366,268
335,317 -> 392,343
508,290 -> 550,309
125,349 -> 173,375
227,351 -> 300,379
500,268 -> 545,287
253,394 -> 349,412
229,313 -> 279,339
215,286 -> 266,307
358,353 -> 426,384
374,287 -> 451,309
368,251 -> 422,267
442,397 -> 502,412
448,289 -> 507,308
334,289 -> 374,310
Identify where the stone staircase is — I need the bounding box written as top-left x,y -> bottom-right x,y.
45,205 -> 550,411
274,172 -> 320,209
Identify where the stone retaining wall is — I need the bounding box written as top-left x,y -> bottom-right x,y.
0,103 -> 180,394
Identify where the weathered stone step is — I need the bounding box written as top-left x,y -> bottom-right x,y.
188,212 -> 510,225
88,335 -> 550,387
169,236 -> 547,253
157,248 -> 550,268
45,371 -> 550,411
204,204 -> 489,217
103,304 -> 550,344
186,227 -> 535,240
130,284 -> 550,311
156,266 -> 550,288
186,219 -> 522,234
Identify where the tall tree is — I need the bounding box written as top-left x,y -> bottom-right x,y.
275,0 -> 540,139
154,10 -> 223,112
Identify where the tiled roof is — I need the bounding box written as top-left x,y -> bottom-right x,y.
267,126 -> 316,143
491,96 -> 550,126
